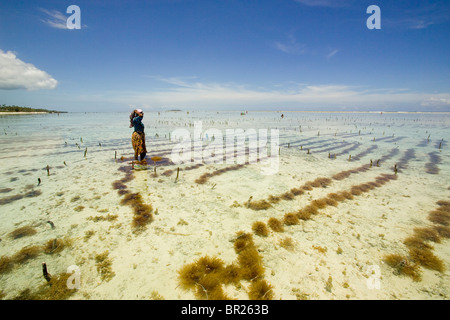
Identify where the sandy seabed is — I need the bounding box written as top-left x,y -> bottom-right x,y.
0,111 -> 449,300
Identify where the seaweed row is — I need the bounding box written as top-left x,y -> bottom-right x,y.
195,164 -> 246,184
246,147 -> 405,211
0,188 -> 42,205
178,231 -> 273,300
112,164 -> 154,232
178,171 -> 401,300
396,148 -> 416,172
246,163 -> 372,211
350,145 -> 378,161
384,200 -> 450,281
251,173 -> 400,238
424,152 -> 441,174
314,141 -> 357,155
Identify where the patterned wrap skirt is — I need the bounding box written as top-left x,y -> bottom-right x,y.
132,131 -> 147,156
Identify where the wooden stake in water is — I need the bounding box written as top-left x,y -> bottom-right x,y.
84,147 -> 87,158
46,165 -> 50,176
42,262 -> 52,282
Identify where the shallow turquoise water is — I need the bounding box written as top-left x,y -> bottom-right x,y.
0,111 -> 449,299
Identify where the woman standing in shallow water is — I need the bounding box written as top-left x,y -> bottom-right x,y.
129,109 -> 147,161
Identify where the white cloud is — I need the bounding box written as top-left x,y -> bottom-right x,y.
107,77 -> 449,111
40,8 -> 86,29
40,8 -> 68,29
0,50 -> 58,90
421,96 -> 450,107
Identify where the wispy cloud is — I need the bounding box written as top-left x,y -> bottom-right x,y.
273,35 -> 306,55
421,97 -> 450,107
40,8 -> 68,29
0,49 -> 58,90
103,77 -> 450,111
384,2 -> 450,30
326,49 -> 339,60
40,8 -> 86,29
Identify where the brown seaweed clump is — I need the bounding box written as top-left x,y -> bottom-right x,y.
247,199 -> 272,211
120,192 -> 153,230
332,164 -> 370,181
9,226 -> 37,239
1,246 -> 43,275
95,251 -> 115,281
433,225 -> 450,238
177,231 -> 272,300
283,213 -> 300,226
384,254 -> 422,282
279,237 -> 295,251
0,256 -> 13,274
386,200 -> 449,278
248,279 -> 274,300
311,177 -> 332,188
11,245 -> 42,264
43,238 -> 73,254
408,247 -> 445,272
296,209 -> 312,221
195,164 -> 245,185
37,272 -> 78,300
267,217 -> 284,232
11,271 -> 78,300
252,221 -> 269,237
178,255 -> 230,300
428,201 -> 450,226
402,227 -> 445,272
235,233 -> 265,282
412,227 -> 441,244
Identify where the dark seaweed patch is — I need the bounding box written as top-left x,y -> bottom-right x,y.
425,152 -> 441,174
0,194 -> 24,205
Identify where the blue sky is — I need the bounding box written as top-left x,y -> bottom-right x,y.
0,0 -> 449,112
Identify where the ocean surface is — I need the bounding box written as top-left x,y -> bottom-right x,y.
0,111 -> 449,299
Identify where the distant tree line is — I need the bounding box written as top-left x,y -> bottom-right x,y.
0,104 -> 66,113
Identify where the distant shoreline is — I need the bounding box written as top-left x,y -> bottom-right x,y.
0,112 -> 56,115
249,110 -> 450,114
